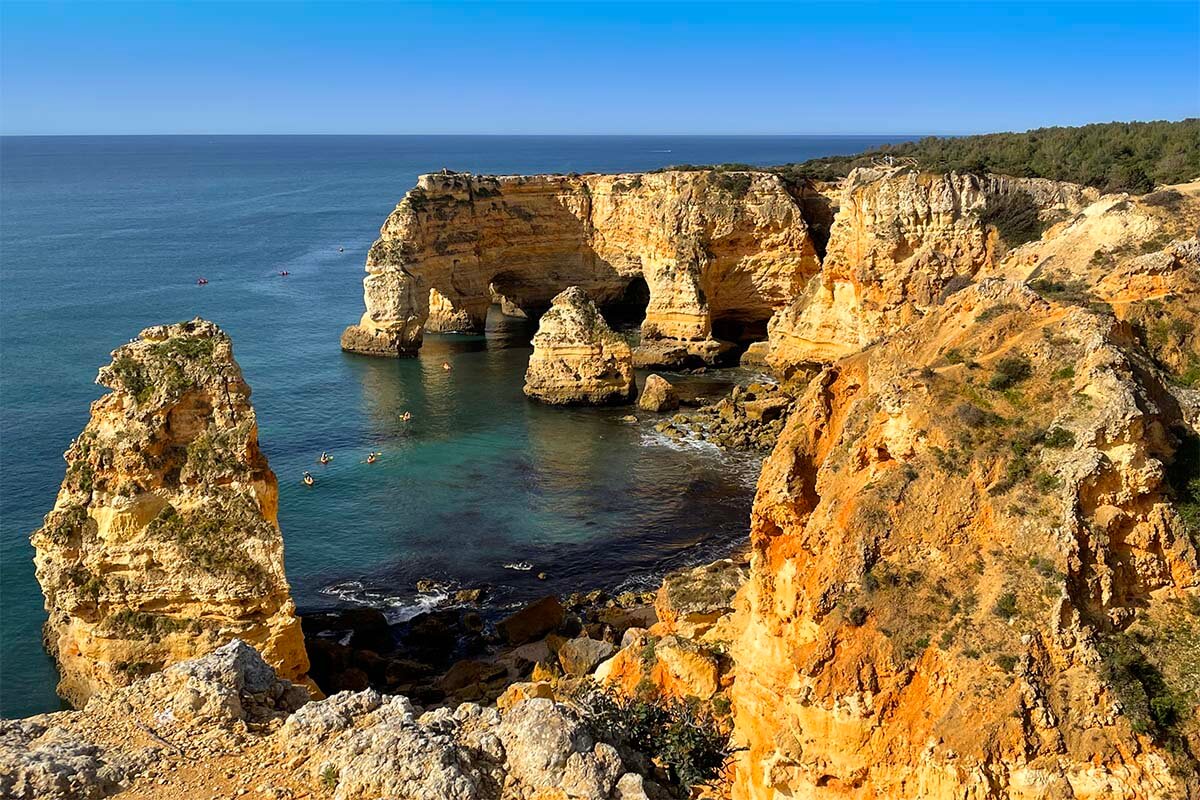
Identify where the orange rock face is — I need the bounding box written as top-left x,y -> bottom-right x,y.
730,277 -> 1200,799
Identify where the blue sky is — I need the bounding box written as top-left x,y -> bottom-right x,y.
1,1 -> 1196,135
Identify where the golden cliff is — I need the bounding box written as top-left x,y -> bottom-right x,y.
730,253 -> 1200,794
341,169 -> 821,366
766,168 -> 1098,373
30,319 -> 310,706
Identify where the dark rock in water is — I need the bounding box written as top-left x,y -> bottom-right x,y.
454,587 -> 486,603
301,607 -> 394,654
558,637 -> 616,675
498,595 -> 564,645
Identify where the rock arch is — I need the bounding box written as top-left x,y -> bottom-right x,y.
341,170 -> 821,366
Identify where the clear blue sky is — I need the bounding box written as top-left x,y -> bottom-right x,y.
1,1 -> 1197,135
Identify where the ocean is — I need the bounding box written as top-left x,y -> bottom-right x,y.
0,134 -> 910,717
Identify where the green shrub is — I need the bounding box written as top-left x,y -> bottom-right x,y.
320,765 -> 339,792
993,591 -> 1019,620
1043,427 -> 1076,448
578,688 -> 735,791
988,355 -> 1032,390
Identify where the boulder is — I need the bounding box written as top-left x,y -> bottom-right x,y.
656,558 -> 748,638
558,637 -> 617,676
637,374 -> 679,412
497,596 -> 564,645
524,287 -> 637,405
496,681 -> 555,710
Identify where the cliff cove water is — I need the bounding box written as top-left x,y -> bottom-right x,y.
0,135 -> 911,717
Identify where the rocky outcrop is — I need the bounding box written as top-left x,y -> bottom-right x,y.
29,319 -> 310,706
730,279 -> 1200,798
0,640 -> 656,800
766,168 -> 1098,373
637,374 -> 679,412
524,287 -> 637,405
342,169 -> 821,366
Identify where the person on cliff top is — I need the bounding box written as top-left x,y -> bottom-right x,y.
302,471 -> 315,486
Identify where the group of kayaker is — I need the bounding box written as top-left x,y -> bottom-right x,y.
302,447 -> 385,486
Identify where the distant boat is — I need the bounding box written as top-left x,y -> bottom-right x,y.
278,270 -> 290,276
338,246 -> 344,253
196,277 -> 208,285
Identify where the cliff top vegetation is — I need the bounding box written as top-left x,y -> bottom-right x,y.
657,119 -> 1198,195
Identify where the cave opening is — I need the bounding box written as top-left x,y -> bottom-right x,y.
711,314 -> 770,352
599,276 -> 650,331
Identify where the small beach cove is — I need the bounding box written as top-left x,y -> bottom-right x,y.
0,135 -> 909,716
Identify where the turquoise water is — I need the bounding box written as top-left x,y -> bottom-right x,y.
0,135 -> 910,717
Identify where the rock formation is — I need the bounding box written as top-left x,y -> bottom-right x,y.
524,287 -> 637,405
30,319 -> 310,706
766,168 -> 1098,374
0,640 -> 657,800
342,169 -> 821,366
637,373 -> 679,412
730,277 -> 1200,798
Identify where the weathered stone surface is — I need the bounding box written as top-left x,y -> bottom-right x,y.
557,637 -> 616,676
342,170 -> 820,365
524,287 -> 637,405
497,596 -> 564,645
767,168 -> 1098,373
655,558 -> 748,639
30,319 -> 310,706
3,642 -> 654,800
636,374 -> 679,412
731,279 -> 1200,799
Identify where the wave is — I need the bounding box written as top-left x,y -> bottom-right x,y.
318,579 -> 449,623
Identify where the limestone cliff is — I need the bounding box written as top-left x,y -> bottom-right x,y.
767,168 -> 1097,373
30,319 -> 310,706
524,287 -> 636,405
732,279 -> 1200,798
342,169 -> 820,366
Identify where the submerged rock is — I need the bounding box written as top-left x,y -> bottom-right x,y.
524,287 -> 636,405
29,319 -> 311,706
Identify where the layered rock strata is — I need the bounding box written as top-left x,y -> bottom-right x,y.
342,169 -> 821,365
524,287 -> 637,405
732,278 -> 1200,798
766,168 -> 1098,373
30,319 -> 310,706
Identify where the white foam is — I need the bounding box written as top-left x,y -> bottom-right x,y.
318,580 -> 449,624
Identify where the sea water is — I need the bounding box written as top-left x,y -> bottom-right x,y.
0,134 -> 910,716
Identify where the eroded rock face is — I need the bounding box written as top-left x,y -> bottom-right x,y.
732,280 -> 1200,799
524,287 -> 636,405
30,319 -> 310,706
767,168 -> 1098,373
342,169 -> 821,365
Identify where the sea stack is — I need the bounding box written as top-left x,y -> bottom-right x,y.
524,287 -> 636,405
30,318 -> 310,706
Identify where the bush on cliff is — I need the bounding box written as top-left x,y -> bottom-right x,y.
576,686 -> 735,792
